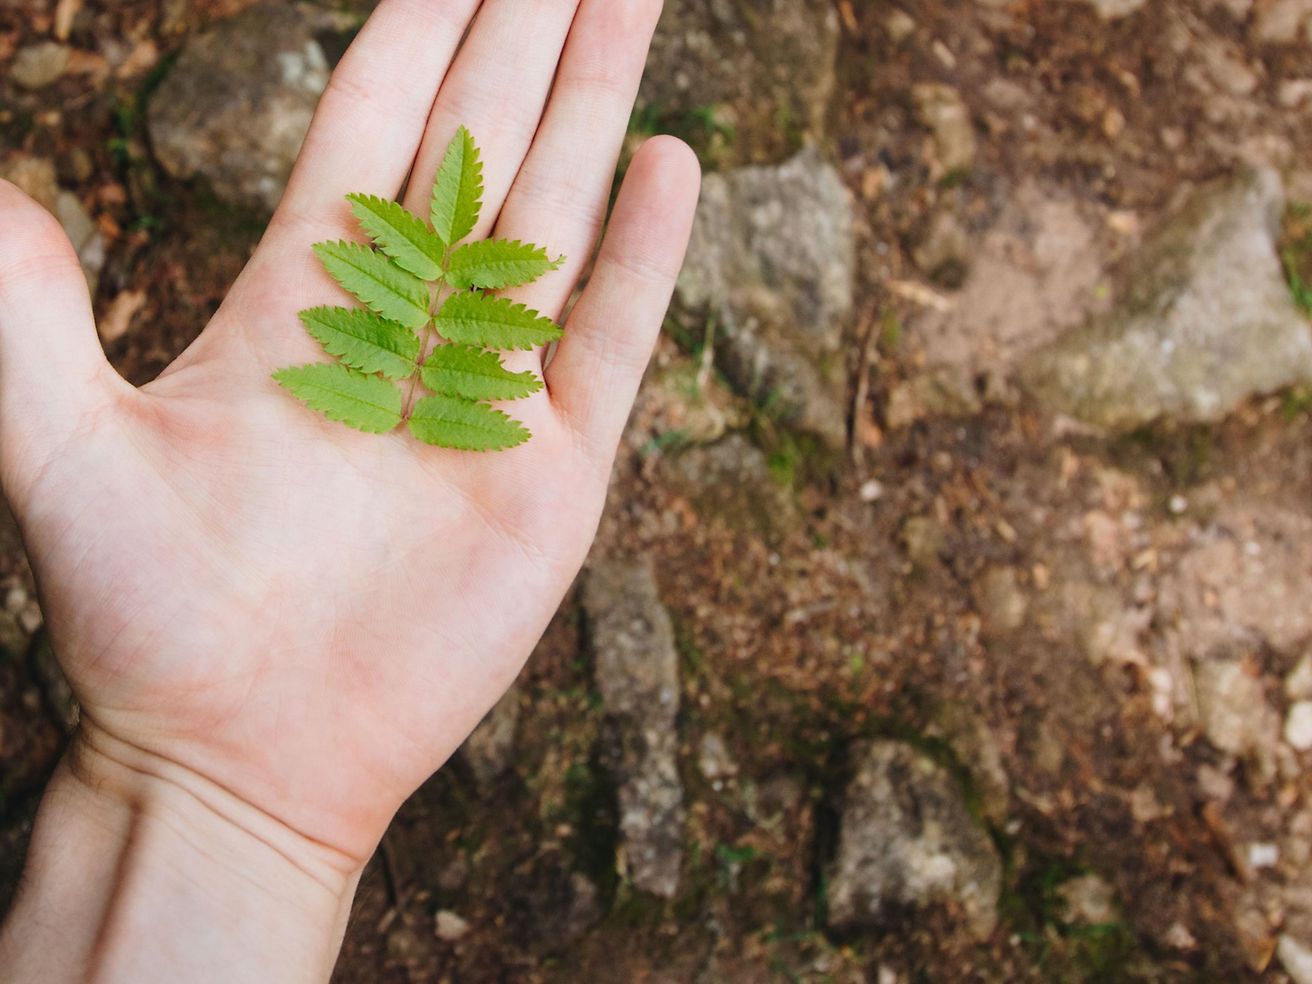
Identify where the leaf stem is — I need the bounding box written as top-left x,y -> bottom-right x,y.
403,255 -> 453,421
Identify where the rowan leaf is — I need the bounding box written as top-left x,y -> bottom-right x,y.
274,364 -> 404,434
446,239 -> 562,290
346,194 -> 445,280
313,241 -> 430,330
430,125 -> 483,247
299,306 -> 420,380
421,345 -> 544,402
409,394 -> 531,451
434,292 -> 563,351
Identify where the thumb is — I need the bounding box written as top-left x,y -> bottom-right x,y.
0,180 -> 121,497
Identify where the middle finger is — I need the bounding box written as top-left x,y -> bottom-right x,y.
401,0 -> 586,237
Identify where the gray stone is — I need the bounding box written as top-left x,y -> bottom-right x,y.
662,434 -> 797,542
827,741 -> 1002,941
676,146 -> 855,448
9,42 -> 70,90
1021,169 -> 1312,430
0,155 -> 105,292
148,3 -> 330,211
583,560 -> 684,899
640,0 -> 838,164
459,685 -> 520,789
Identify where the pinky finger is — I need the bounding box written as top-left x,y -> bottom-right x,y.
546,137 -> 701,461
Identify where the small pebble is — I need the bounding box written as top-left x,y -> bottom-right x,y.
434,910 -> 470,942
1286,701 -> 1312,751
1248,842 -> 1280,869
4,586 -> 27,616
860,479 -> 885,502
18,603 -> 43,635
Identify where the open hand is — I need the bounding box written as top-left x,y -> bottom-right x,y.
0,3 -> 697,977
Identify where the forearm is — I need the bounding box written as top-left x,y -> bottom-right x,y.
0,725 -> 362,984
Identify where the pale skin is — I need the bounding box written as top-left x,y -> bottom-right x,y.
0,1 -> 700,981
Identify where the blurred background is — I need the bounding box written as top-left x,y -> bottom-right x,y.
3,0 -> 1312,980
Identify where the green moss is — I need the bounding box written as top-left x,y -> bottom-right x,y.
1282,202 -> 1312,316
628,102 -> 736,171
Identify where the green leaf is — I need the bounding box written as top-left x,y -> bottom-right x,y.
446,239 -> 562,290
298,306 -> 420,380
409,394 -> 531,451
274,364 -> 404,434
421,345 -> 544,402
430,125 -> 483,247
313,241 -> 430,330
434,292 -> 563,351
346,194 -> 445,280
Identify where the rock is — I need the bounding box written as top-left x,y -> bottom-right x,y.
698,732 -> 738,783
583,560 -> 684,899
1280,934 -> 1312,984
1196,659 -> 1280,766
901,516 -> 945,568
1082,0 -> 1147,17
885,10 -> 917,43
1290,655 -> 1312,701
1287,702 -> 1312,751
927,702 -> 1011,825
662,434 -> 798,542
1254,0 -> 1312,43
885,369 -> 982,429
676,146 -> 855,449
459,685 -> 520,789
913,84 -> 977,177
148,3 -> 330,211
827,741 -> 1001,941
640,0 -> 838,164
1021,169 -> 1312,430
1057,874 -> 1118,924
0,155 -> 105,292
9,42 -> 70,90
975,567 -> 1028,633
433,910 -> 469,943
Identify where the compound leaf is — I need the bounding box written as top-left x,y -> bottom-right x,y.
299,306 -> 420,380
313,241 -> 430,330
434,292 -> 563,351
421,344 -> 544,402
274,364 -> 404,434
409,394 -> 531,451
346,194 -> 445,280
446,238 -> 561,290
430,125 -> 483,248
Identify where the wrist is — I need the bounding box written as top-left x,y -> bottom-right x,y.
1,722 -> 363,983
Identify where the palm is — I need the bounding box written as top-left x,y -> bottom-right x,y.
0,0 -> 698,863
